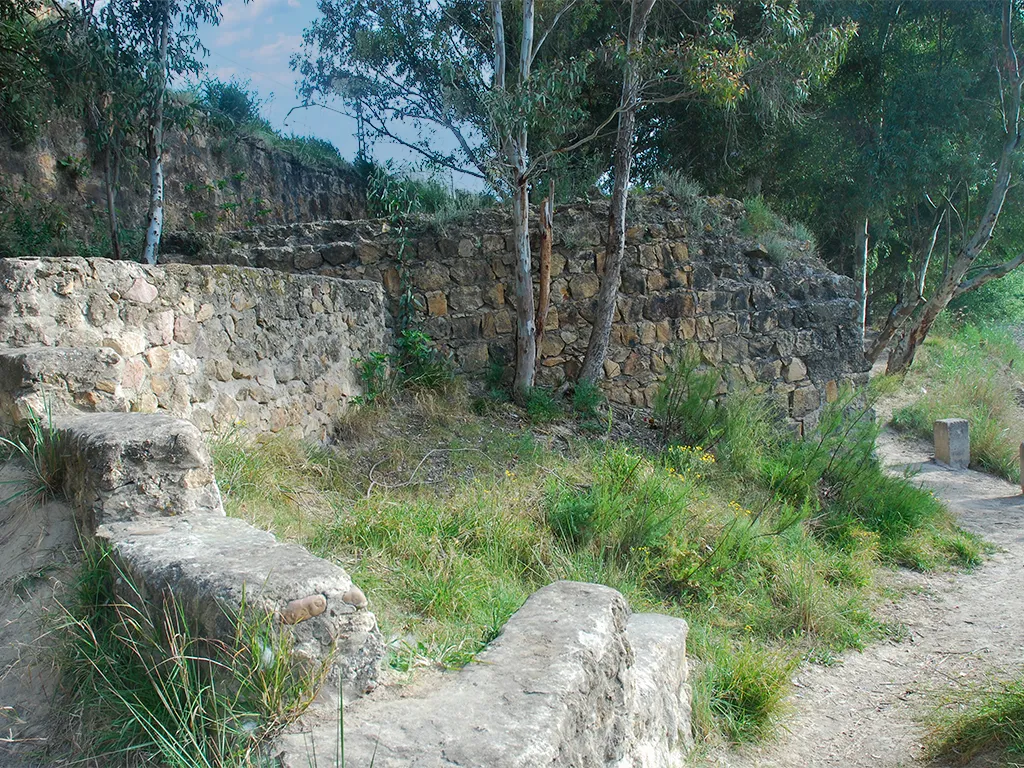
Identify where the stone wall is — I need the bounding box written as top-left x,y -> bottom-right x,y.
165,195 -> 869,432
0,114 -> 366,236
0,257 -> 387,437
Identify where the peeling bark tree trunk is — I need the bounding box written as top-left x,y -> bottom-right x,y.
535,185 -> 553,362
579,0 -> 657,385
511,163 -> 537,395
142,6 -> 169,266
104,146 -> 121,261
510,0 -> 537,400
855,216 -> 868,342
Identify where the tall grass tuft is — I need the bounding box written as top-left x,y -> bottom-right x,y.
59,546 -> 325,766
928,677 -> 1024,764
0,403 -> 66,505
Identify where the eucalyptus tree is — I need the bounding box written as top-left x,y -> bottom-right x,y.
98,0 -> 231,264
578,1 -> 854,384
296,0 -> 613,398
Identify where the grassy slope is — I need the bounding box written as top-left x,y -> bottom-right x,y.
212,377 -> 978,748
891,322 -> 1024,483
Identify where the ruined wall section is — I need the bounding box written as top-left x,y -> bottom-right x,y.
0,258 -> 386,437
165,196 -> 869,432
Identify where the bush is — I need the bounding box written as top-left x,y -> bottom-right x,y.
0,403 -> 65,505
740,196 -> 818,262
198,78 -> 263,126
524,387 -> 562,423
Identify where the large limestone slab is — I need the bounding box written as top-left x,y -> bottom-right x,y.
277,581 -> 691,768
56,412 -> 223,528
97,514 -> 384,699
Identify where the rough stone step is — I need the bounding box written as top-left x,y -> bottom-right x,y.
98,514 -> 384,700
54,411 -> 384,701
0,345 -> 127,427
56,412 -> 223,529
275,580 -> 691,768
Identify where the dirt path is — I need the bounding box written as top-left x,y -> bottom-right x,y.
703,431 -> 1024,768
0,464 -> 79,767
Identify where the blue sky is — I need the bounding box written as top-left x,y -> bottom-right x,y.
197,0 -> 474,187
198,0 -> 360,154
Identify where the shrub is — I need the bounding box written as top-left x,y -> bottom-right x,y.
571,381 -> 606,421
524,387 -> 562,423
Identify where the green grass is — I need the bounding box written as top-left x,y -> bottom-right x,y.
739,196 -> 818,263
0,403 -> 66,506
209,367 -> 976,747
57,545 -> 325,767
928,677 -> 1024,765
890,322 -> 1024,483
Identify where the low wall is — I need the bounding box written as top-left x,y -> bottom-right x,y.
0,258 -> 387,437
165,196 -> 870,432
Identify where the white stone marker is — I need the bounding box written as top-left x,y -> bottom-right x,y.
934,418 -> 970,469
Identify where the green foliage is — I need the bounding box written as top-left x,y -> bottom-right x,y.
571,381 -> 606,422
690,632 -> 797,744
949,267 -> 1024,325
0,186 -> 142,259
891,323 -> 1024,483
0,403 -> 65,506
523,387 -> 563,424
351,352 -> 391,406
59,546 -> 324,766
928,677 -> 1024,764
740,196 -> 817,264
198,77 -> 263,127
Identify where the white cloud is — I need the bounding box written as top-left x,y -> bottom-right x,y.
215,26 -> 253,47
246,34 -> 303,61
219,0 -> 282,28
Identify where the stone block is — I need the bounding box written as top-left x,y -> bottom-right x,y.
0,346 -> 127,425
790,385 -> 820,417
57,413 -> 222,528
99,514 -> 384,702
425,290 -> 448,316
277,581 -> 691,768
783,356 -> 807,383
935,418 -> 969,469
569,273 -> 601,300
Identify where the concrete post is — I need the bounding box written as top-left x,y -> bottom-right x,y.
934,418 -> 970,469
1019,442 -> 1024,493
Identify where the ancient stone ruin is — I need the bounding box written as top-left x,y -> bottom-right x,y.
0,195 -> 868,765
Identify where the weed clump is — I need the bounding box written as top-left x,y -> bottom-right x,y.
928,677 -> 1024,764
58,546 -> 324,767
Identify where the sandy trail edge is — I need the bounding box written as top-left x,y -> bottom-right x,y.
701,430 -> 1024,768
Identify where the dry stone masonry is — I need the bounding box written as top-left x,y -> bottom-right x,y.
165,195 -> 869,433
277,581 -> 693,768
0,257 -> 387,437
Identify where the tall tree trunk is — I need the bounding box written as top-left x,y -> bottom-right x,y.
579,0 -> 657,385
142,7 -> 168,266
510,0 -> 536,400
855,216 -> 868,343
511,156 -> 537,397
535,184 -> 553,362
104,146 -> 121,261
